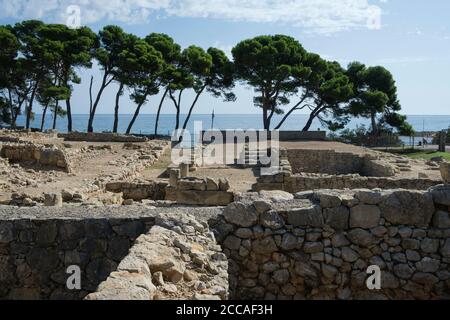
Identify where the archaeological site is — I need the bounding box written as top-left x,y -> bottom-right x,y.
0,129 -> 449,301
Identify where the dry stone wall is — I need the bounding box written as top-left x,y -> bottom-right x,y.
254,172 -> 441,193
1,143 -> 72,172
0,206 -> 222,300
59,132 -> 149,143
165,175 -> 235,206
286,149 -> 396,177
0,217 -> 151,299
86,213 -> 228,300
215,188 -> 450,300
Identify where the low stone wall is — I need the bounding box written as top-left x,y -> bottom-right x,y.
0,217 -> 151,299
253,173 -> 442,193
105,181 -> 168,201
0,206 -> 222,300
286,149 -> 396,177
59,132 -> 149,143
86,214 -> 228,300
166,177 -> 234,206
0,143 -> 72,172
200,130 -> 326,143
216,187 -> 450,300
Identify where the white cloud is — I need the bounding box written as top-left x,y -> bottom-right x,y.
0,0 -> 384,34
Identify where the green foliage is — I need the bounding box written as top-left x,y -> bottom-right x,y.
347,62 -> 406,135
232,35 -> 306,128
329,125 -> 403,147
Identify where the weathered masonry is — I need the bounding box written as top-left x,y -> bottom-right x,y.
1,186 -> 450,300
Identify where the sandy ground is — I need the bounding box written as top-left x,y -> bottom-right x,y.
190,166 -> 258,192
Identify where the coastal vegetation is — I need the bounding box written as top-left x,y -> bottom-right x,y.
0,21 -> 410,139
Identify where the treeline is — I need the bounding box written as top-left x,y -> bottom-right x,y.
0,21 -> 413,136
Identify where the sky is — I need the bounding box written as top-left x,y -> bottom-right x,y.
0,0 -> 449,115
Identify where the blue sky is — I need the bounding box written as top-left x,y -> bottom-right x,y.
1,0 -> 449,115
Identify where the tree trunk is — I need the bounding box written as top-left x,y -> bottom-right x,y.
371,112 -> 378,136
40,103 -> 49,131
262,107 -> 268,130
302,104 -> 324,132
302,113 -> 316,132
113,83 -> 124,133
88,72 -> 110,133
182,86 -> 205,131
126,97 -> 147,135
52,100 -> 59,130
26,83 -> 38,130
154,87 -> 169,136
66,99 -> 72,132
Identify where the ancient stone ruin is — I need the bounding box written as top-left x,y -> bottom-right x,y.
0,129 -> 449,300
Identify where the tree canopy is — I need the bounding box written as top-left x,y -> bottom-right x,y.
0,20 -> 410,138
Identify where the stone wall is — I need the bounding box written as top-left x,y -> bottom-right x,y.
200,130 -> 326,143
86,214 -> 228,300
215,187 -> 450,300
0,217 -> 151,299
0,143 -> 72,172
254,172 -> 442,193
286,149 -> 396,177
105,181 -> 168,201
165,177 -> 234,206
0,206 -> 222,300
59,132 -> 149,143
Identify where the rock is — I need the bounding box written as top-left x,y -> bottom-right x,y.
416,258 -> 440,273
193,293 -> 221,300
44,193 -> 63,207
398,227 -> 413,238
123,199 -> 134,206
432,211 -> 450,228
252,237 -> 278,255
321,264 -> 338,278
440,162 -> 450,183
152,272 -> 165,286
303,242 -> 323,254
331,233 -> 350,247
253,200 -> 272,213
393,264 -> 414,279
0,223 -> 15,244
223,202 -> 258,227
294,261 -> 318,278
379,190 -> 435,227
260,210 -> 285,230
273,269 -> 290,285
323,206 -> 349,230
219,178 -> 230,192
349,205 -> 381,229
420,238 -> 440,253
206,178 -> 219,191
223,235 -> 241,250
412,273 -> 439,286
235,228 -> 253,239
315,191 -> 341,208
341,247 -> 359,262
259,190 -> 293,202
355,190 -> 383,205
287,205 -> 323,228
430,185 -> 450,206
280,233 -> 298,251
347,229 -> 374,247
441,239 -> 450,258
61,189 -> 74,202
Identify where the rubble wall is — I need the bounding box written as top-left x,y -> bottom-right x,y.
216,187 -> 450,300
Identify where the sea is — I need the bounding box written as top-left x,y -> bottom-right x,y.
15,114 -> 450,144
